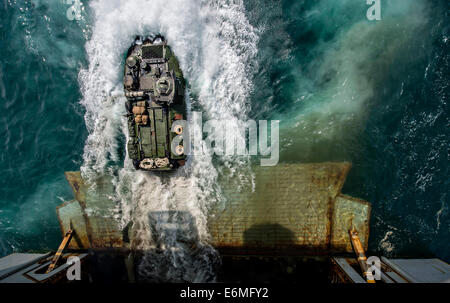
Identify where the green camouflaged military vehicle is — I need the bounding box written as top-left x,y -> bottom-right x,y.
124,36 -> 187,171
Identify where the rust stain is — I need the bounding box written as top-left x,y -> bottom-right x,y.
58,163 -> 370,255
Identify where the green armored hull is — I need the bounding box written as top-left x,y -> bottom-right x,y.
124,36 -> 187,171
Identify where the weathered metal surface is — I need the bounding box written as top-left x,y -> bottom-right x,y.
331,257 -> 367,283
208,162 -> 371,255
381,257 -> 450,283
331,195 -> 371,251
0,253 -> 88,283
56,200 -> 90,249
57,163 -> 371,255
57,172 -> 124,250
0,253 -> 51,281
331,256 -> 450,283
65,171 -> 86,204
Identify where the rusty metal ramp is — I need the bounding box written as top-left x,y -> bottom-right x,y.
208,162 -> 370,255
56,162 -> 370,255
57,172 -> 125,250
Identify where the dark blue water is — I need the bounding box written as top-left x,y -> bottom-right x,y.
0,0 -> 448,264
0,0 -> 87,255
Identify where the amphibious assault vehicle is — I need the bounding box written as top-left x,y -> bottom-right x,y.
123,35 -> 187,171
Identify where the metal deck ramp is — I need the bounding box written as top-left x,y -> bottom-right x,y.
56,162 -> 370,255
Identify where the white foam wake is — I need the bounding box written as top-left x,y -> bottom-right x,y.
78,0 -> 258,282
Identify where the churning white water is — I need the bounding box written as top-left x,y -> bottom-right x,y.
78,0 -> 258,282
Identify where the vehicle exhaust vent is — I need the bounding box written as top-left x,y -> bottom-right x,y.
142,45 -> 163,59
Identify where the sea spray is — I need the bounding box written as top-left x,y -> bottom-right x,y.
78,0 -> 258,281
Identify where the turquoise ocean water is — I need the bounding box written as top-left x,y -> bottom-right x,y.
0,0 -> 448,270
